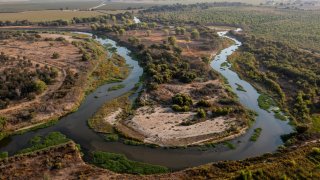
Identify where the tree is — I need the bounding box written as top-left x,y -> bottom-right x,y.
82,53 -> 91,61
119,29 -> 126,36
197,108 -> 206,118
191,29 -> 200,40
34,80 -> 47,94
112,16 -> 117,24
172,94 -> 193,106
168,36 -> 177,46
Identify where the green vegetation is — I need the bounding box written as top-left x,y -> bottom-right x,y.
172,94 -> 193,106
18,132 -> 70,154
89,95 -> 130,134
108,84 -> 125,92
104,134 -> 119,142
171,94 -> 193,112
0,117 -> 6,131
220,62 -> 229,68
86,53 -> 130,93
182,141 -> 320,179
274,112 -> 287,121
197,108 -> 206,118
235,83 -> 246,92
141,4 -> 320,52
250,128 -> 262,142
123,139 -> 144,146
311,115 -> 320,133
224,141 -> 236,149
0,152 -> 8,160
92,151 -> 169,174
257,94 -> 275,111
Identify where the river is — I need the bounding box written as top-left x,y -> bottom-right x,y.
0,28 -> 293,170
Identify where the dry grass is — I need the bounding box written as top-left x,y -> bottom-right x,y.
0,10 -> 103,22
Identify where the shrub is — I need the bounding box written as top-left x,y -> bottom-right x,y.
197,108 -> 206,118
51,52 -> 60,59
191,29 -> 200,40
168,36 -> 177,46
55,37 -> 66,41
82,53 -> 91,61
0,152 -> 8,159
172,94 -> 193,106
105,134 -> 119,142
197,100 -> 211,107
92,151 -> 169,174
172,104 -> 190,112
33,80 -> 47,94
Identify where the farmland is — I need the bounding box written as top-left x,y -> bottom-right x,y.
0,10 -> 103,22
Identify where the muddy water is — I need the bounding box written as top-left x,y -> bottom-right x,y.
0,31 -> 293,170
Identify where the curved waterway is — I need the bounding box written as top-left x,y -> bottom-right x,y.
0,30 -> 293,170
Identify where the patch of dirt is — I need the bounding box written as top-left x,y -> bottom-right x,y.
121,106 -> 246,147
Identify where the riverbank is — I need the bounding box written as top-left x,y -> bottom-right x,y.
2,138 -> 320,179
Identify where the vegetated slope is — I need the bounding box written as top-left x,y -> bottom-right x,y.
140,4 -> 320,52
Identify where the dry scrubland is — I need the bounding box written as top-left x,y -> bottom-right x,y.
0,31 -> 129,139
0,33 -> 85,132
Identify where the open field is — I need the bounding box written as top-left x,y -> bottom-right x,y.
0,10 -> 103,22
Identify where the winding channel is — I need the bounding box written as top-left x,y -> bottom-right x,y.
0,28 -> 293,170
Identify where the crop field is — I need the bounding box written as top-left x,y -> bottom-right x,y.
0,10 -> 103,22
0,1 -> 101,12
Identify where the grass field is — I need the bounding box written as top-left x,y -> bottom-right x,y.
0,10 -> 103,22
